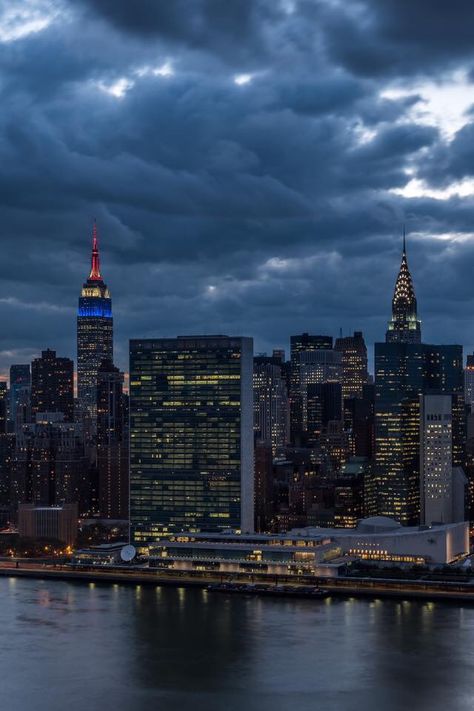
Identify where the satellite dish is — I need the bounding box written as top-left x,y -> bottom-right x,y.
120,544 -> 136,563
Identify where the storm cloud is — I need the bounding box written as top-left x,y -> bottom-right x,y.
1,0 -> 474,375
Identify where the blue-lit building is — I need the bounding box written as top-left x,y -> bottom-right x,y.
77,223 -> 113,423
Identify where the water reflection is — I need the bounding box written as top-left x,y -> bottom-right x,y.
0,579 -> 474,711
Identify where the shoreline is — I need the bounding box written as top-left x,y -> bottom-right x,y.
2,565 -> 474,604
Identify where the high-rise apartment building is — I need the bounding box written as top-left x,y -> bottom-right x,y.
335,331 -> 368,399
31,349 -> 74,422
129,336 -> 254,542
97,360 -> 129,520
77,223 -> 113,423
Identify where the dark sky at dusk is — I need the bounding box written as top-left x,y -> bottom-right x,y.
2,0 -> 474,376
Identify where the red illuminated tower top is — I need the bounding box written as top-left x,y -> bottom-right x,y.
89,220 -> 102,281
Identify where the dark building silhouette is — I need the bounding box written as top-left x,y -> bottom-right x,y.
77,222 -> 113,425
97,360 -> 129,520
9,364 -> 31,433
306,382 -> 342,447
0,382 -> 7,434
289,334 -> 337,444
31,349 -> 74,422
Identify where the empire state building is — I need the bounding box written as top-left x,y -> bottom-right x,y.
77,222 -> 113,422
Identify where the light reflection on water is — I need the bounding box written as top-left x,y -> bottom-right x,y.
1,578 -> 474,711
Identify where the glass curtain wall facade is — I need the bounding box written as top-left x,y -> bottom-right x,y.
130,336 -> 254,543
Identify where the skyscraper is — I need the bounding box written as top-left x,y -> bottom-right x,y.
464,353 -> 474,411
31,349 -> 74,422
77,222 -> 113,424
386,233 -> 421,344
290,334 -> 333,443
9,364 -> 31,432
335,331 -> 368,399
253,355 -> 289,455
97,359 -> 129,520
130,336 -> 254,542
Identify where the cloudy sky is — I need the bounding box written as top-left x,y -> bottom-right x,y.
2,0 -> 474,376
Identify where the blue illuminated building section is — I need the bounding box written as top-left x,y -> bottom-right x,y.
78,298 -> 112,318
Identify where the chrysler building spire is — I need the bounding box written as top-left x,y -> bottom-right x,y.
386,231 -> 421,343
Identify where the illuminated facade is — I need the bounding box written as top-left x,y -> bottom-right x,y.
129,336 -> 254,542
77,222 -> 113,423
334,331 -> 369,399
386,233 -> 421,343
290,333 -> 333,443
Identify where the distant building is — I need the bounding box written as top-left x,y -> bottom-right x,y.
77,222 -> 113,425
420,394 -> 467,525
31,349 -> 74,422
9,364 -> 31,432
289,334 -> 333,443
12,413 -> 86,510
0,382 -> 7,434
385,233 -> 421,344
97,360 -> 129,520
130,336 -> 254,542
18,503 -> 78,545
464,353 -> 474,411
253,355 -> 289,455
335,331 -> 368,399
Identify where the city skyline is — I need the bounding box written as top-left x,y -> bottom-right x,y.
0,224 -> 469,382
4,2 -> 474,375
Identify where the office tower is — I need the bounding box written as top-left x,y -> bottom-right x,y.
375,340 -> 464,525
420,393 -> 452,525
253,355 -> 289,455
306,382 -> 342,446
334,457 -> 370,528
335,331 -> 369,399
77,222 -> 113,423
11,413 -> 86,511
386,233 -> 421,344
31,349 -> 74,422
290,334 -> 333,443
344,383 -> 375,459
297,349 -> 342,437
130,336 -> 254,542
272,349 -> 285,364
0,382 -> 7,434
420,393 -> 467,525
465,354 -> 474,411
97,360 -> 129,520
9,364 -> 31,432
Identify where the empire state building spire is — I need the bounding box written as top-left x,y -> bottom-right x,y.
386,230 -> 421,343
89,220 -> 102,281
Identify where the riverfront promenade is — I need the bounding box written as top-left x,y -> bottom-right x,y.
1,561 -> 474,604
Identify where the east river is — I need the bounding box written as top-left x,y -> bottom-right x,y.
2,577 -> 474,711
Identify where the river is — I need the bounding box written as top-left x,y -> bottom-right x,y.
1,577 -> 474,711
